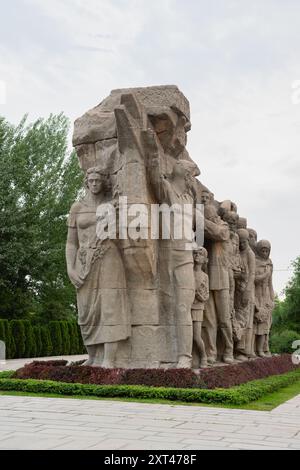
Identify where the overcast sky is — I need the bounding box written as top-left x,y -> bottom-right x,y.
1,0 -> 300,296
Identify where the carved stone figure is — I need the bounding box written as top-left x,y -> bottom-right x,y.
248,228 -> 258,254
192,247 -> 209,368
68,84 -> 275,370
202,211 -> 234,365
66,167 -> 130,368
234,229 -> 256,362
254,240 -> 275,357
220,208 -> 241,340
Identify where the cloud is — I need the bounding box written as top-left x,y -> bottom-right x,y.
1,0 -> 300,294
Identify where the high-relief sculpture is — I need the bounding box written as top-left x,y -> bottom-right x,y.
202,206 -> 234,365
254,240 -> 275,357
233,229 -> 256,361
66,167 -> 130,368
248,228 -> 258,254
68,84 -> 275,369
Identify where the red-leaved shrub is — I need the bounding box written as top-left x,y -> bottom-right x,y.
13,354 -> 298,389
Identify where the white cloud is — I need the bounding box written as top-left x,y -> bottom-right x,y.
1,0 -> 300,295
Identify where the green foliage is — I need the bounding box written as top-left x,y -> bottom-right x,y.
60,321 -> 71,355
49,321 -> 63,356
68,322 -> 79,355
10,320 -> 26,358
0,319 -> 84,358
33,326 -> 43,358
0,369 -> 299,405
41,327 -> 52,357
270,330 -> 300,354
271,257 -> 300,351
23,320 -> 36,358
0,114 -> 82,321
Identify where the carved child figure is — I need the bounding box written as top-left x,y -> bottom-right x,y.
192,247 -> 210,368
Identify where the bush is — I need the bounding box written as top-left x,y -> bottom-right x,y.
68,322 -> 79,355
270,330 -> 300,354
49,322 -> 63,356
10,320 -> 26,358
6,322 -> 16,359
41,327 -> 52,357
60,321 -> 71,356
0,319 -> 16,359
23,320 -> 36,358
13,354 -> 299,389
1,369 -> 299,406
33,326 -> 43,358
0,319 -> 85,358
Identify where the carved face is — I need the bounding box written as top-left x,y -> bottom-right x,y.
239,239 -> 248,252
193,250 -> 207,266
201,191 -> 210,206
87,173 -> 103,194
259,246 -> 270,260
248,230 -> 257,250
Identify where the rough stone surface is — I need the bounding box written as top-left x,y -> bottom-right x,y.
67,85 -> 275,369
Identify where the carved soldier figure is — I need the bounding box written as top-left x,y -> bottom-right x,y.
66,167 -> 130,368
254,240 -> 275,357
234,229 -> 256,362
148,152 -> 197,368
202,205 -> 234,365
192,247 -> 209,368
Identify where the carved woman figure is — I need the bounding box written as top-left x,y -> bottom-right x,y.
254,240 -> 274,357
66,167 -> 130,368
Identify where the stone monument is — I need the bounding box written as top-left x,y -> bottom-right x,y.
66,85 -> 275,369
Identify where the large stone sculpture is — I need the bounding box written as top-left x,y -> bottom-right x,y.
67,85 -> 275,369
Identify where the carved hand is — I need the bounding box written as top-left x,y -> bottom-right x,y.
68,269 -> 84,290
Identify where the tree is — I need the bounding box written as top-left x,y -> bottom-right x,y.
49,321 -> 63,356
33,325 -> 43,358
0,114 -> 83,321
41,326 -> 52,357
60,321 -> 71,355
272,257 -> 300,334
10,320 -> 26,358
270,257 -> 300,353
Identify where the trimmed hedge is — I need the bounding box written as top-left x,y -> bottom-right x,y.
0,369 -> 299,405
0,319 -> 85,359
13,354 -> 299,390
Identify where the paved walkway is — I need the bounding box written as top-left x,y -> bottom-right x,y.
0,394 -> 299,450
0,356 -> 299,450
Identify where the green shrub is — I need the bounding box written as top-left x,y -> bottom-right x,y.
68,322 -> 79,355
23,320 -> 36,358
270,330 -> 300,354
33,326 -> 43,358
10,320 -> 26,358
6,321 -> 16,359
41,326 -> 52,357
49,321 -> 63,356
0,369 -> 299,405
60,321 -> 71,355
77,324 -> 86,354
